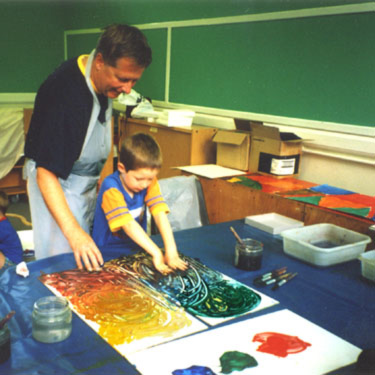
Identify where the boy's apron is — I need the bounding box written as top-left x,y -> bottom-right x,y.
25,51 -> 112,259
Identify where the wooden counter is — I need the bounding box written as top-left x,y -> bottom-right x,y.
196,176 -> 375,246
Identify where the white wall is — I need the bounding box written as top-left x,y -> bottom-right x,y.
299,152 -> 375,196
3,95 -> 375,197
155,104 -> 375,196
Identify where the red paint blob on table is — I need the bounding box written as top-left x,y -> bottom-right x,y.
253,332 -> 311,358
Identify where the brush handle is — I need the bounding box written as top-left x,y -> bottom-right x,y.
0,311 -> 15,330
230,226 -> 244,246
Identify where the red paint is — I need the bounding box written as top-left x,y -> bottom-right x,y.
253,332 -> 311,358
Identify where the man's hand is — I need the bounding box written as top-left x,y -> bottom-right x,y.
68,228 -> 104,271
37,167 -> 103,271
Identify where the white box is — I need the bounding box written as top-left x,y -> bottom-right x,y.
281,223 -> 371,266
359,250 -> 375,281
156,110 -> 195,127
245,213 -> 304,235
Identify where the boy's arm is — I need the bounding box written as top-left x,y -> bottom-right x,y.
153,211 -> 188,271
121,219 -> 172,275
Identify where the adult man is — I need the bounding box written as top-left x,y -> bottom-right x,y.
24,24 -> 152,271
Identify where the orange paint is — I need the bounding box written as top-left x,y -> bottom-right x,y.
40,268 -> 191,346
253,332 -> 311,358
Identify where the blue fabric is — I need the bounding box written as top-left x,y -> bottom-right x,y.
0,257 -> 16,277
310,184 -> 355,195
0,218 -> 23,264
1,221 -> 373,374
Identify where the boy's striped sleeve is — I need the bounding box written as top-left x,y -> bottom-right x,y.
145,179 -> 169,216
101,187 -> 133,232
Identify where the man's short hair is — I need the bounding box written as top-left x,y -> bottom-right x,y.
96,24 -> 152,68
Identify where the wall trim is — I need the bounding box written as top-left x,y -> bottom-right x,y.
64,3 -> 375,35
152,100 -> 375,137
0,93 -> 35,108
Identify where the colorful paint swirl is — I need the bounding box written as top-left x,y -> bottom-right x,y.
40,252 -> 262,346
106,252 -> 261,318
39,268 -> 191,346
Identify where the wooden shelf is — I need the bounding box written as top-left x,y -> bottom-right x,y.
119,117 -> 217,179
197,176 -> 374,248
0,161 -> 26,196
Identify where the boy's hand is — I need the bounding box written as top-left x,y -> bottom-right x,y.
152,253 -> 173,275
165,253 -> 188,271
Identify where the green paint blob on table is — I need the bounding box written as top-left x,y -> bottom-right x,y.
220,351 -> 258,374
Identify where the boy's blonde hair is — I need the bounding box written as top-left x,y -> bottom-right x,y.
0,190 -> 9,215
120,132 -> 162,171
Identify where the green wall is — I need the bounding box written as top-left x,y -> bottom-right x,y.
1,0 -> 374,127
0,1 -> 66,92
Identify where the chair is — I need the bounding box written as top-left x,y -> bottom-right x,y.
152,175 -> 209,233
17,230 -> 34,251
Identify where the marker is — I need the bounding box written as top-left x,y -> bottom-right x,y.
253,267 -> 287,285
255,267 -> 287,280
262,273 -> 291,286
272,272 -> 298,291
254,272 -> 290,287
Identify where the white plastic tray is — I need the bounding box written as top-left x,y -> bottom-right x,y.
359,250 -> 375,281
281,223 -> 371,266
245,213 -> 304,235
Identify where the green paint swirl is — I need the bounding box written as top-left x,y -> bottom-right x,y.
220,351 -> 258,374
106,253 -> 261,319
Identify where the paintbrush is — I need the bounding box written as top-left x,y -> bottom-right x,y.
0,311 -> 15,330
272,272 -> 298,291
230,226 -> 245,246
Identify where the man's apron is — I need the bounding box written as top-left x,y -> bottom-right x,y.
25,51 -> 112,259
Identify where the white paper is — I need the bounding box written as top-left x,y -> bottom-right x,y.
176,164 -> 247,179
128,309 -> 362,375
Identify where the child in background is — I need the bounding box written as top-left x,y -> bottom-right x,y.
92,133 -> 187,275
0,191 -> 24,274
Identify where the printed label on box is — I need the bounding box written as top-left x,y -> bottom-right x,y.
258,153 -> 300,176
271,158 -> 296,175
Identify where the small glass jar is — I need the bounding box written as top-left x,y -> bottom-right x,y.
234,238 -> 263,271
0,324 -> 11,363
32,296 -> 72,343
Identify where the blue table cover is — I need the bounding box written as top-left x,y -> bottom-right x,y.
1,220 -> 374,374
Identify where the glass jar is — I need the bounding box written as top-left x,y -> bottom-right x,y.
0,324 -> 11,363
32,296 -> 72,343
234,238 -> 263,271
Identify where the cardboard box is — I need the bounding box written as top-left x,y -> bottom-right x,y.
234,119 -> 303,177
212,130 -> 250,171
249,122 -> 302,177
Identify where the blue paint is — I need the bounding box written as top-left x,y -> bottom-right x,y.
172,365 -> 217,375
310,184 -> 354,195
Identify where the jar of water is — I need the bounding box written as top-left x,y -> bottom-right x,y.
0,324 -> 11,363
32,296 -> 72,343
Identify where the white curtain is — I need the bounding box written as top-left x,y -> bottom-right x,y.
0,108 -> 24,179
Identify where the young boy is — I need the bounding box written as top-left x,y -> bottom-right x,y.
92,133 -> 187,274
0,191 -> 24,274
